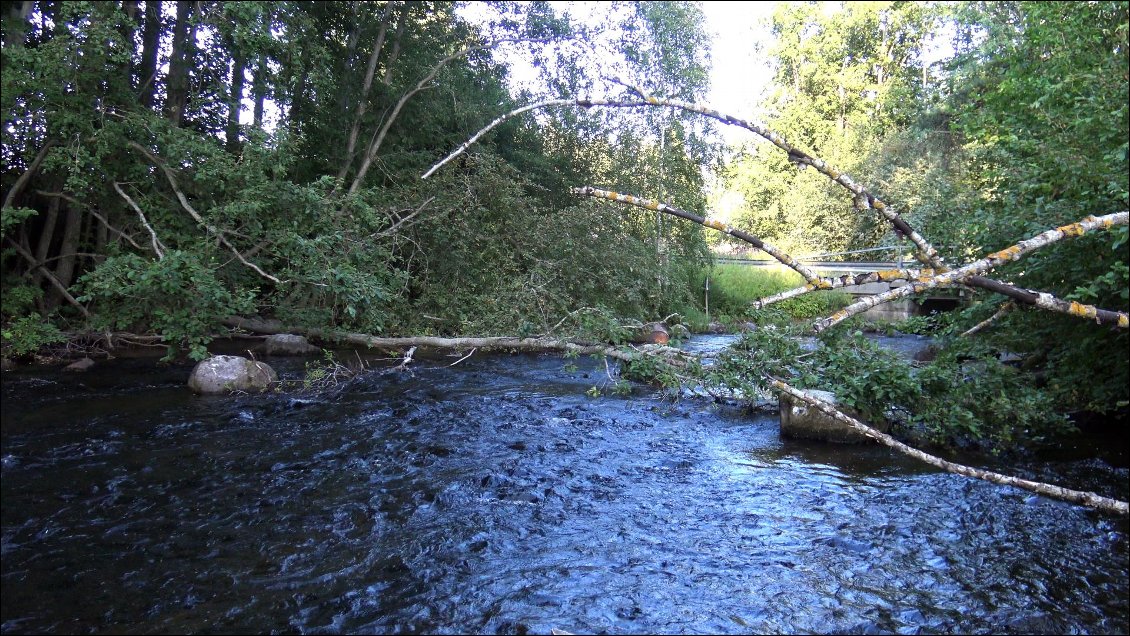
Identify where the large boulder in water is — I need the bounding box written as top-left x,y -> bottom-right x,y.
188,355 -> 277,394
260,333 -> 320,356
779,389 -> 890,444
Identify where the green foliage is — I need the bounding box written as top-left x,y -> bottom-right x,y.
0,277 -> 64,359
720,1 -> 941,257
800,331 -> 921,426
709,325 -> 1071,453
2,1 -> 718,360
621,349 -> 689,389
912,340 -> 1070,450
300,350 -> 360,393
934,0 -> 1130,412
1,207 -> 37,236
77,251 -> 255,360
0,315 -> 65,358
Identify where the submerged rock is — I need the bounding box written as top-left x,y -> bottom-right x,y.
260,333 -> 321,356
188,355 -> 277,394
64,358 -> 96,372
779,389 -> 890,444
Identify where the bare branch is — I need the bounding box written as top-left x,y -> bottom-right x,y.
773,379 -> 1128,516
36,190 -> 146,251
961,302 -> 1014,337
128,141 -> 283,285
351,35 -> 563,194
447,347 -> 477,367
428,95 -> 1065,310
423,95 -> 945,271
112,182 -> 165,259
373,196 -> 435,238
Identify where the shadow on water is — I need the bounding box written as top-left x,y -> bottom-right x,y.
1,340 -> 1127,635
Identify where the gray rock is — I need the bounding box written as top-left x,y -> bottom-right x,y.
260,333 -> 320,356
188,355 -> 277,394
779,389 -> 889,444
64,357 -> 95,372
669,323 -> 691,340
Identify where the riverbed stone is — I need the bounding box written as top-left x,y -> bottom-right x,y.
260,333 -> 321,356
188,355 -> 277,394
64,357 -> 95,372
779,389 -> 889,444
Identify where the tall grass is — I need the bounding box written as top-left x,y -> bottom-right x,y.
699,264 -> 852,321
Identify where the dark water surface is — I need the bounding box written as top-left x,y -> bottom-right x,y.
2,341 -> 1127,634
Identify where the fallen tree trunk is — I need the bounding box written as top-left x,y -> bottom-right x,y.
772,379 -> 1129,516
221,317 -> 697,367
815,211 -> 1130,332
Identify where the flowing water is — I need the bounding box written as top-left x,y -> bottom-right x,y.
1,338 -> 1127,634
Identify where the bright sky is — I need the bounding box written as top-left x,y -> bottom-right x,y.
459,1 -> 780,147
699,2 -> 778,145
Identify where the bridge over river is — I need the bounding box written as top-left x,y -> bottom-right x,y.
713,256 -> 965,321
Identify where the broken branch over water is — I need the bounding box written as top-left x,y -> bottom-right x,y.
773,379 -> 1129,516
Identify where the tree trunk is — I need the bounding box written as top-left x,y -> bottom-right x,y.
165,0 -> 193,126
139,0 -> 162,107
335,3 -> 364,117
1,1 -> 33,48
48,205 -> 83,312
337,1 -> 396,183
31,194 -> 61,288
119,1 -> 140,88
381,2 -> 409,85
774,379 -> 1128,516
226,48 -> 247,153
252,54 -> 267,129
222,317 -> 696,368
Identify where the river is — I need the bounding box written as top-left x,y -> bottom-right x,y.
1,337 -> 1127,634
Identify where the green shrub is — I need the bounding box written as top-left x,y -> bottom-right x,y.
1,315 -> 65,358
701,264 -> 852,322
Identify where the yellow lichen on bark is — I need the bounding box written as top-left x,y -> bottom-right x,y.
989,246 -> 1022,262
1068,302 -> 1098,319
704,218 -> 726,231
876,269 -> 905,281
1120,315 -> 1129,328
1056,222 -> 1085,237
